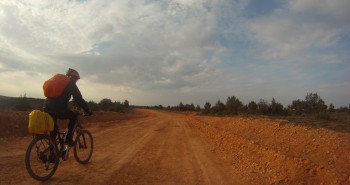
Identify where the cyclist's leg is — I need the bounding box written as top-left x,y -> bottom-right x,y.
46,109 -> 77,146
45,119 -> 58,163
62,110 -> 78,145
50,119 -> 58,141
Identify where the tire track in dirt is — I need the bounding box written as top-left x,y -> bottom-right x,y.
0,111 -> 160,185
180,120 -> 240,185
49,117 -> 162,184
106,112 -> 241,184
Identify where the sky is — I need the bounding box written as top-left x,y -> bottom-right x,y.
0,0 -> 349,108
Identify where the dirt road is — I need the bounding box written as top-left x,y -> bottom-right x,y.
0,109 -> 349,184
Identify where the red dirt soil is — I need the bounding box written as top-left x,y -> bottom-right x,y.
0,109 -> 349,184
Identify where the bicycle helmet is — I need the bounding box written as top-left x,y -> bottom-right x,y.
66,68 -> 80,79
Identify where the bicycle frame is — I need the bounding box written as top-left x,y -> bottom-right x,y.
55,120 -> 82,161
25,113 -> 93,181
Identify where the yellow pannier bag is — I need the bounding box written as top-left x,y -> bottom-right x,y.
28,110 -> 54,134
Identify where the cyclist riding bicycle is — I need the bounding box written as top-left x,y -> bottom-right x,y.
26,71 -> 94,179
43,68 -> 92,147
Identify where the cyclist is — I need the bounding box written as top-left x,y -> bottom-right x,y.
43,68 -> 92,147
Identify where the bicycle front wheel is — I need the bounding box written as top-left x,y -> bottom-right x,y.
73,130 -> 93,164
25,135 -> 59,181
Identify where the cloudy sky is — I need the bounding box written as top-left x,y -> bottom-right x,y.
0,0 -> 349,108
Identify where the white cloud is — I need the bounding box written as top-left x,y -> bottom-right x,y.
289,0 -> 350,21
248,0 -> 349,64
0,0 -> 230,103
0,0 -> 349,107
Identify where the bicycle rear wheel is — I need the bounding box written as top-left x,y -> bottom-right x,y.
25,135 -> 59,181
73,130 -> 93,164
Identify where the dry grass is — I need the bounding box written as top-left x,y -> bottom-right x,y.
280,112 -> 350,133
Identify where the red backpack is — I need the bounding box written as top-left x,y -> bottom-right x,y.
43,74 -> 71,98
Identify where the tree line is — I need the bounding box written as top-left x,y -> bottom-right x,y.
1,93 -> 349,117
86,98 -> 130,112
0,95 -> 130,113
152,93 -> 349,118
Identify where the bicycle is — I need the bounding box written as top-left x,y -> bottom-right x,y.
25,113 -> 93,181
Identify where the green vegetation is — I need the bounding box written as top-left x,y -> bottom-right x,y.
0,94 -> 44,111
150,92 -> 349,119
86,98 -> 130,112
1,92 -> 349,132
146,92 -> 350,132
0,95 -> 130,113
4,92 -> 346,118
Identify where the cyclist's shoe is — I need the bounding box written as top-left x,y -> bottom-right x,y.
65,138 -> 75,147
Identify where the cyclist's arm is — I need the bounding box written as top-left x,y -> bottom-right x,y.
71,83 -> 91,113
